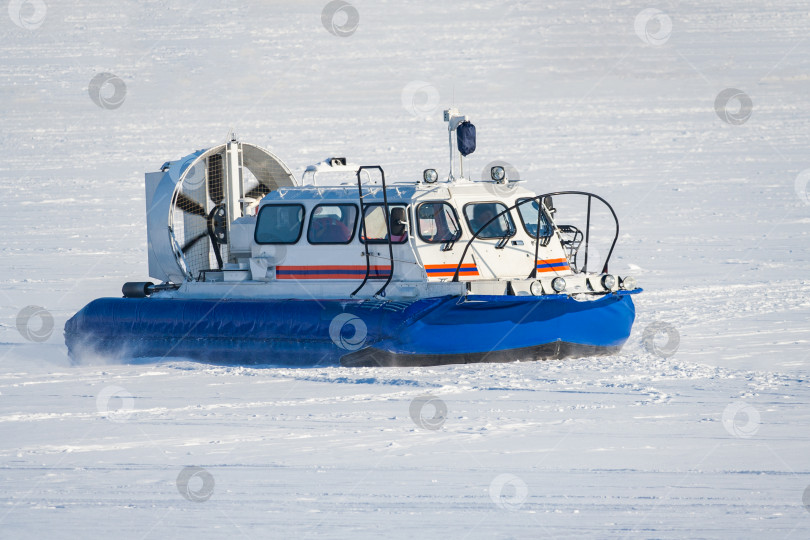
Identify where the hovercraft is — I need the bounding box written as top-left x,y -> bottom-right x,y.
65,109 -> 640,367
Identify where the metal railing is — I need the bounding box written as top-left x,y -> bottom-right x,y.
351,166 -> 395,297
451,191 -> 619,282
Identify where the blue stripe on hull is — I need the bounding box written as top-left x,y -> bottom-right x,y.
64,292 -> 638,366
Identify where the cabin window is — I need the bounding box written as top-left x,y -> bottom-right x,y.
307,204 -> 358,244
516,198 -> 553,238
254,204 -> 305,244
463,202 -> 516,239
416,202 -> 461,244
359,204 -> 409,244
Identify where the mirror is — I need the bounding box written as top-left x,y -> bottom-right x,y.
389,207 -> 407,237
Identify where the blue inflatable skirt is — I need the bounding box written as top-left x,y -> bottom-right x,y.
64,292 -> 638,367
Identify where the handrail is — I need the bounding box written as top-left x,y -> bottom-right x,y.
528,197 -> 544,279
374,167 -> 395,297
451,190 -> 620,282
350,168 -> 371,297
350,166 -> 395,297
584,195 -> 592,273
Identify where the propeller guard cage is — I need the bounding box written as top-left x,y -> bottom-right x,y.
145,141 -> 296,284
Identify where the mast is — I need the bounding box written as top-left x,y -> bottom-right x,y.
444,108 -> 470,181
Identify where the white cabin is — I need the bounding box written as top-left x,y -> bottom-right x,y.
141,112 -> 635,302
164,168 -> 623,301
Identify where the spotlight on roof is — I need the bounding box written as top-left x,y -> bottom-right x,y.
491,166 -> 506,183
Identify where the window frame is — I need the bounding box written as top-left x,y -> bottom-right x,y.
254,203 -> 306,245
306,203 -> 359,245
415,201 -> 463,244
515,198 -> 554,239
359,203 -> 410,245
461,201 -> 517,240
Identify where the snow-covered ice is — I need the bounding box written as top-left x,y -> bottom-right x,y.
1,1 -> 809,538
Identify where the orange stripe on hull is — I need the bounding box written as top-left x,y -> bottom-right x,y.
278,265 -> 390,271
276,265 -> 391,280
425,264 -> 478,270
425,263 -> 479,277
536,266 -> 570,272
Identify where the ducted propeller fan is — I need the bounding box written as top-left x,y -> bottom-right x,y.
145,140 -> 297,284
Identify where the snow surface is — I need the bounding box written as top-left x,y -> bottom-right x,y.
2,0 -> 810,538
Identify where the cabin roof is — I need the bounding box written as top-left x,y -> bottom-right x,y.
261,180 -> 536,204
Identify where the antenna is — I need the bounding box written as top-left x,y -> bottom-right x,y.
443,108 -> 471,181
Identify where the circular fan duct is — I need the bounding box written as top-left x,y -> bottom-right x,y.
145,141 -> 296,283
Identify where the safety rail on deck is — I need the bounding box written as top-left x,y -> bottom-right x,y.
451,191 -> 619,282
351,166 -> 395,298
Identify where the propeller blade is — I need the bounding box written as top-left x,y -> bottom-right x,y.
207,153 -> 224,204
176,192 -> 206,217
180,232 -> 208,254
244,183 -> 271,200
